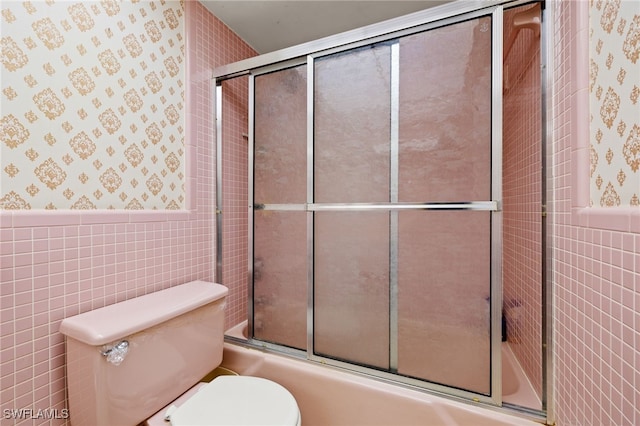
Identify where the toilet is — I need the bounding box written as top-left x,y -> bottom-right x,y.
59,280 -> 301,426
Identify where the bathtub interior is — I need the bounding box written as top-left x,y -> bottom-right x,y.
224,321 -> 542,415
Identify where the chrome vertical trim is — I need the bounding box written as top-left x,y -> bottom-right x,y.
389,41 -> 400,373
490,6 -> 504,406
247,75 -> 255,339
540,1 -> 555,424
390,43 -> 400,202
215,84 -> 223,284
306,58 -> 315,206
306,56 -> 315,356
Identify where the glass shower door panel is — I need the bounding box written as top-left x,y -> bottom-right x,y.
397,210 -> 491,395
398,17 -> 492,202
314,45 -> 391,203
253,211 -> 307,349
253,66 -> 307,348
396,17 -> 494,396
314,212 -> 390,369
254,66 -> 307,204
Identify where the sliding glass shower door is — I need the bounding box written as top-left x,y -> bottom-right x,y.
313,43 -> 392,369
250,9 -> 500,401
395,18 -> 493,394
253,66 -> 308,350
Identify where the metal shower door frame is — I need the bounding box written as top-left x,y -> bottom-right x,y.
303,8 -> 502,406
245,6 -> 503,406
214,0 -> 546,412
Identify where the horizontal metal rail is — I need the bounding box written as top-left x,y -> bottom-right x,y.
253,201 -> 499,211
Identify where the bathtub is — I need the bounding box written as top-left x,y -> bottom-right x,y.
223,325 -> 542,425
502,342 -> 542,409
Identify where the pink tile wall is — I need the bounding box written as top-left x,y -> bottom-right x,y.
221,76 -> 251,329
0,3 -> 255,425
502,4 -> 543,401
552,1 -> 640,425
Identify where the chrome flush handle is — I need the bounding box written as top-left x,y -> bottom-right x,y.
101,340 -> 129,365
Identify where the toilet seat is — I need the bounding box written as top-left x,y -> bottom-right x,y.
169,376 -> 301,426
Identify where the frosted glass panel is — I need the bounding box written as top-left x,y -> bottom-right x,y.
252,66 -> 308,349
398,17 -> 492,202
253,211 -> 307,349
249,12 -> 498,400
314,45 -> 391,203
314,212 -> 389,368
397,211 -> 491,394
254,66 -> 307,204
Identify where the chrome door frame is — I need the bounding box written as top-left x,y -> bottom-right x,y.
214,0 -> 549,419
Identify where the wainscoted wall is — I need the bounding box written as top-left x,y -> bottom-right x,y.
1,1 -> 640,425
1,1 -> 185,210
0,2 -> 255,424
589,0 -> 639,207
553,1 -> 640,425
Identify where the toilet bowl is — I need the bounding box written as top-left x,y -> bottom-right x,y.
59,281 -> 300,426
147,376 -> 300,426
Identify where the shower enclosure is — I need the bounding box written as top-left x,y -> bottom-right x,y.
215,0 -> 546,412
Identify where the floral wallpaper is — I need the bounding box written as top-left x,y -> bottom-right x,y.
589,0 -> 640,207
0,0 -> 185,210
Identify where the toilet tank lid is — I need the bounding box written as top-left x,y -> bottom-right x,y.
59,281 -> 228,346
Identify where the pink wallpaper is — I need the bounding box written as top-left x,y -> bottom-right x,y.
553,1 -> 640,425
0,2 -> 255,425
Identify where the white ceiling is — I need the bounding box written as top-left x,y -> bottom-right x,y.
199,1 -> 451,54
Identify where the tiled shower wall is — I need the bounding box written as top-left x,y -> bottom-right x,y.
220,75 -> 250,329
502,4 -> 543,400
0,2 -> 255,425
553,1 -> 640,425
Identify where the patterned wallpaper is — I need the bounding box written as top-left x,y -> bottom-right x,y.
0,0 -> 185,210
589,0 -> 640,207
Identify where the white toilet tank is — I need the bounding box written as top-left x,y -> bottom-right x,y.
59,281 -> 228,426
